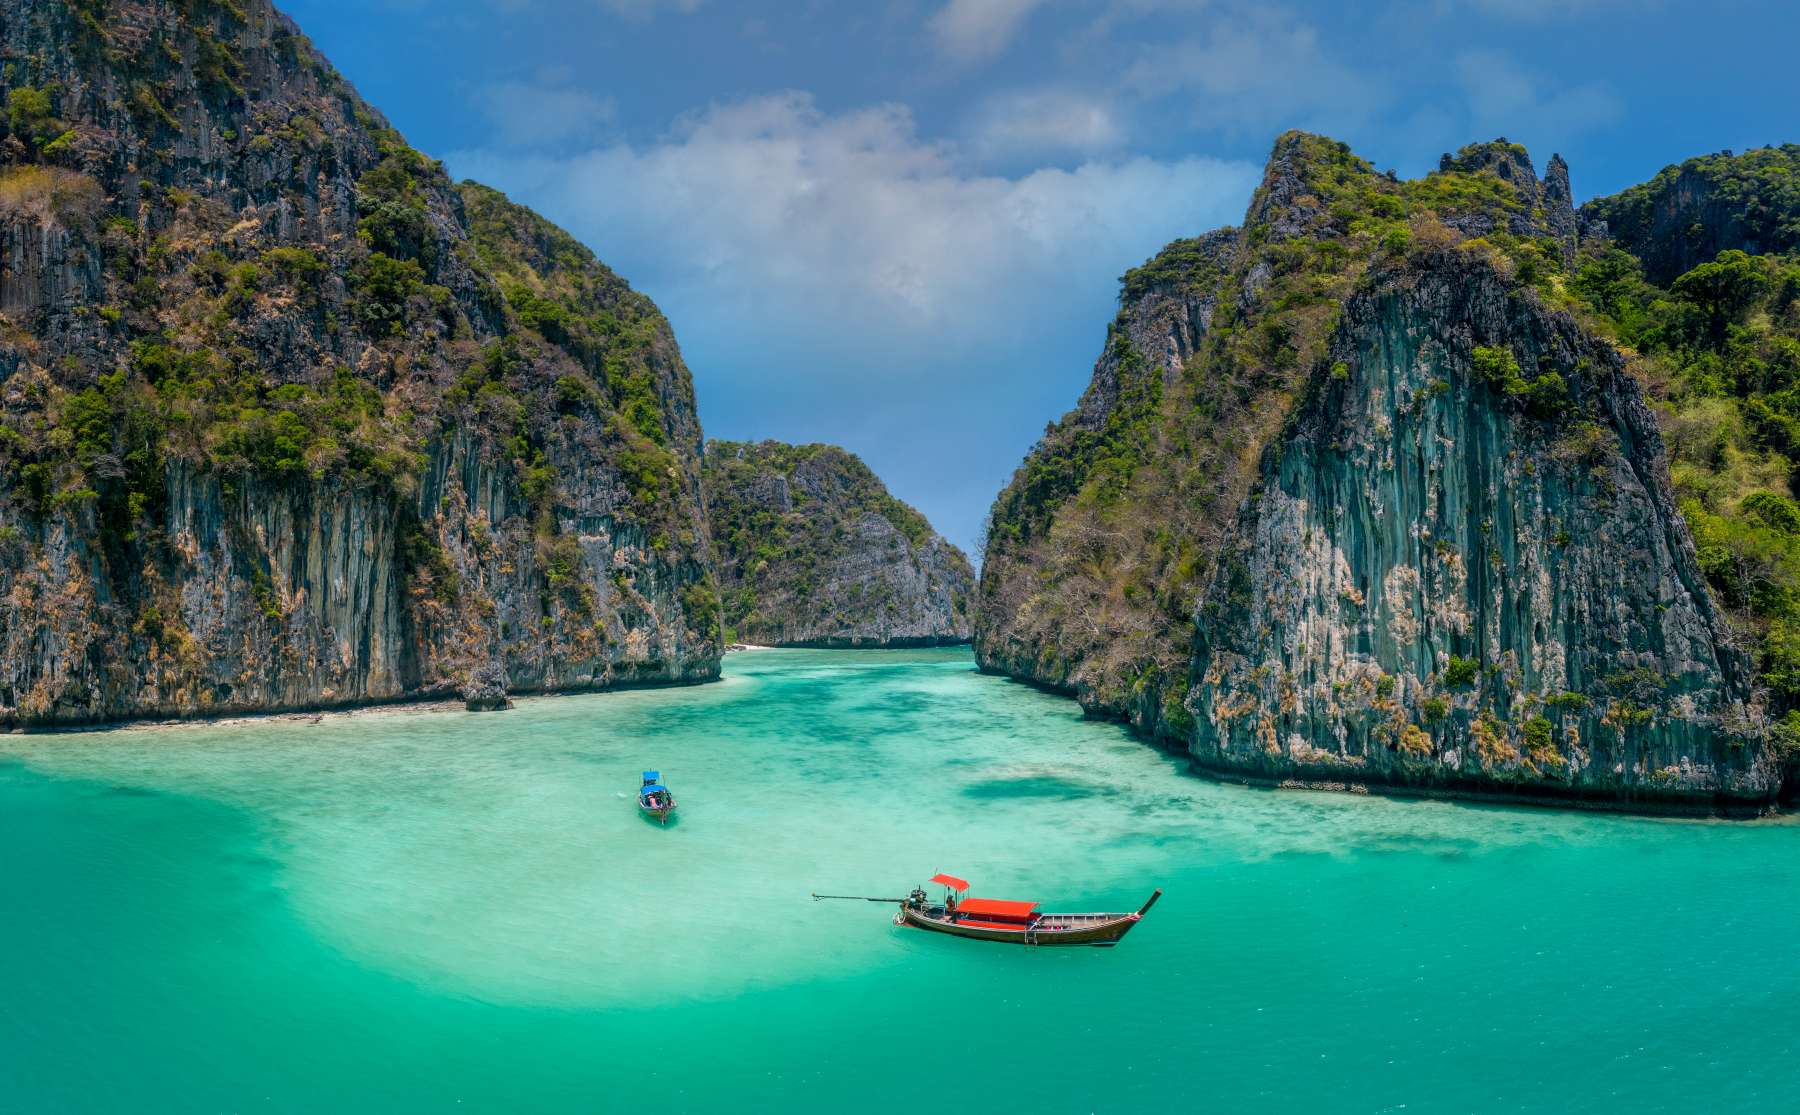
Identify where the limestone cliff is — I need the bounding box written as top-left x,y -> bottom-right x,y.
0,0 -> 720,726
979,134 -> 1785,812
704,440 -> 973,647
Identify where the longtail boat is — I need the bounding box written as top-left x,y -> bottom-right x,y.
813,872 -> 1161,947
638,770 -> 676,824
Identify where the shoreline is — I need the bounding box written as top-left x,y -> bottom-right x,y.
0,671 -> 721,738
726,639 -> 973,651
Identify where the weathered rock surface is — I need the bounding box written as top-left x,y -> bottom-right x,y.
704,440 -> 973,647
0,0 -> 721,727
979,132 -> 1783,813
1188,253 -> 1770,810
462,661 -> 512,712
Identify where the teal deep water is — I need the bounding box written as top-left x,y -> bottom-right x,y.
3,649 -> 1798,1113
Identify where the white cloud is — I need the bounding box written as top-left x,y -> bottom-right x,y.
449,93 -> 1258,551
597,0 -> 705,18
929,0 -> 1050,62
1121,7 -> 1387,135
1465,0 -> 1652,18
454,92 -> 1253,340
966,88 -> 1124,160
1453,49 -> 1622,149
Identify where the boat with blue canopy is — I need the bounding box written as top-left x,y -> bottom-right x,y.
638,771 -> 676,824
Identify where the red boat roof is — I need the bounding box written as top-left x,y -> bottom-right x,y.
929,873 -> 970,892
957,898 -> 1039,919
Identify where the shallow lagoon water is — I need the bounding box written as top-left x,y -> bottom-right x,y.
2,648 -> 1797,1112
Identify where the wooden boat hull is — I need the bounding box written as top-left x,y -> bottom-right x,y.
896,890 -> 1160,947
638,799 -> 676,824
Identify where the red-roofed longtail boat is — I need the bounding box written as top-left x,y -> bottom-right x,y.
811,873 -> 1161,947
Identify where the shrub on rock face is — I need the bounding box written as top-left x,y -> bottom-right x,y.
1442,656 -> 1480,689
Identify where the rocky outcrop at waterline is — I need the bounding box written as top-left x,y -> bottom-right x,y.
0,0 -> 721,727
978,133 -> 1788,813
703,440 -> 974,647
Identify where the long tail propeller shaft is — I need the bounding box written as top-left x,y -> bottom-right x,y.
811,893 -> 907,903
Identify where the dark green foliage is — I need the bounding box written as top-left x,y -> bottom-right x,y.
1471,345 -> 1567,418
128,85 -> 179,132
1442,655 -> 1479,689
458,182 -> 678,450
1161,689 -> 1196,735
190,16 -> 248,98
348,253 -> 424,334
1559,206 -> 1800,707
1119,236 -> 1232,302
1772,709 -> 1800,759
1584,145 -> 1800,284
679,581 -> 721,641
1673,250 -> 1772,341
59,339 -> 420,495
540,532 -> 585,588
356,133 -> 442,266
53,372 -> 166,554
1742,491 -> 1800,535
989,329 -> 1164,546
264,246 -> 323,284
4,85 -> 60,150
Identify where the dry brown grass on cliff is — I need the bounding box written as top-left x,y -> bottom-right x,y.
0,166 -> 104,228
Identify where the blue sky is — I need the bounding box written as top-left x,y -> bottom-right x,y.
285,0 -> 1800,556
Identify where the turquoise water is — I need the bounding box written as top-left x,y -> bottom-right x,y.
2,648 -> 1797,1113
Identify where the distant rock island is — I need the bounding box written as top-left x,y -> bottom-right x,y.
978,133 -> 1800,814
704,440 -> 973,647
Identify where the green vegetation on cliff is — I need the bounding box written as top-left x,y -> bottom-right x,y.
0,0 -> 720,725
981,133 -> 1577,718
1567,243 -> 1800,710
1583,144 -> 1800,284
981,130 -> 1782,808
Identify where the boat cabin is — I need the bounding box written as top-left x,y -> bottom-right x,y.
640,771 -> 673,808
948,897 -> 1040,930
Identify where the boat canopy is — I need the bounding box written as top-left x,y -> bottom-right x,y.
929,873 -> 970,892
957,898 -> 1038,919
642,771 -> 661,783
641,785 -> 667,795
